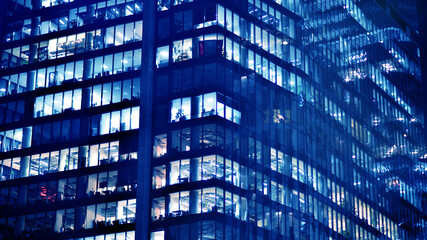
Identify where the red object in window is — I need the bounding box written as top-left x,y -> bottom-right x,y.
199,42 -> 204,56
40,186 -> 57,202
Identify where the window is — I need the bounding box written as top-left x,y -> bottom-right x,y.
169,191 -> 189,217
134,49 -> 142,70
115,24 -> 124,46
2,20 -> 143,70
171,97 -> 191,122
2,47 -> 142,95
0,128 -> 27,152
152,197 -> 165,221
124,23 -> 134,43
153,134 -> 167,158
153,165 -> 166,189
174,0 -> 193,6
135,21 -> 143,41
171,92 -> 241,124
169,159 -> 190,185
201,155 -> 215,180
130,107 -> 139,129
110,111 -> 120,133
156,46 -> 169,68
151,231 -> 165,240
113,52 -> 123,74
172,38 -> 192,62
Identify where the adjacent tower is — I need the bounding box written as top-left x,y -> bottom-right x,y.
148,0 -> 427,239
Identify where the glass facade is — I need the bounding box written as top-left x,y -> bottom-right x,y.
149,0 -> 427,239
0,0 -> 426,239
0,0 -> 142,239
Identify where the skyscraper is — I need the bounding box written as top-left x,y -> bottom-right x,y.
0,0 -> 426,240
0,0 -> 142,239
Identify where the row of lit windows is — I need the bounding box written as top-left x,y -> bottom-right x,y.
41,0 -> 73,8
270,0 -> 301,15
155,34 -> 304,97
88,77 -> 140,104
388,42 -> 421,78
153,133 -> 356,199
152,187 -> 246,221
29,147 -> 80,177
3,0 -> 143,43
157,0 -> 192,11
256,153 -> 342,208
0,140 -> 137,182
171,92 -> 241,124
31,106 -> 139,147
86,170 -> 135,197
34,77 -> 140,118
9,141 -> 117,180
399,180 -> 419,208
151,183 -> 398,239
349,143 -> 409,209
351,142 -> 409,211
353,195 -> 398,238
0,169 -> 136,210
150,223 -> 392,240
66,231 -> 135,240
157,0 -> 300,17
247,138 -> 350,202
249,140 -> 347,204
34,88 -> 82,117
337,19 -> 416,118
368,61 -> 413,116
9,0 -> 74,10
152,151 -> 352,222
218,5 -> 299,68
156,27 -> 298,73
1,20 -> 142,69
160,3 -> 296,45
249,137 -> 398,238
0,48 -> 142,96
0,198 -> 136,235
156,2 -> 299,67
248,0 -> 296,38
153,155 -> 241,189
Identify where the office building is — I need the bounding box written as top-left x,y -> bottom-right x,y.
0,0 -> 426,239
0,0 -> 142,239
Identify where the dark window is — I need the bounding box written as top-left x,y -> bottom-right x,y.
42,123 -> 51,145
71,119 -> 80,140
62,120 -> 71,141
205,5 -> 216,22
52,121 -> 61,142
